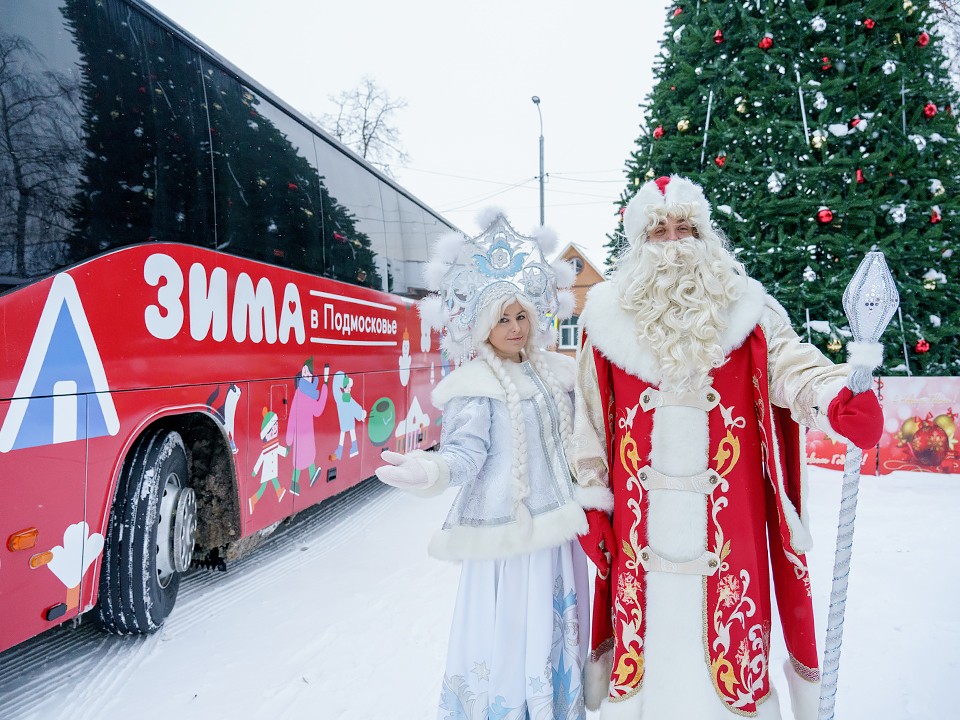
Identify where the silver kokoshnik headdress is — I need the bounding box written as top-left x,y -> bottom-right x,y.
419,210 -> 577,362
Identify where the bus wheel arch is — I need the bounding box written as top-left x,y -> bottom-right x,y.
178,412 -> 242,554
97,413 -> 240,634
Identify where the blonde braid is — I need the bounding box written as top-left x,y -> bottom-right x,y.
477,343 -> 530,506
528,346 -> 574,453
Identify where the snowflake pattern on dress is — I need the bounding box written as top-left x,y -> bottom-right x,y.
438,568 -> 585,720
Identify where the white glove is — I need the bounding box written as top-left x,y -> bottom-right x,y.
375,450 -> 432,489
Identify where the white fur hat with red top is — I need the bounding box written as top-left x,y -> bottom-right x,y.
622,174 -> 713,244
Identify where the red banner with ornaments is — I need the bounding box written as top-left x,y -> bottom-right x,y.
804,377 -> 959,475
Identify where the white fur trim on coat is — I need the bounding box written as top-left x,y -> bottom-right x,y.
768,407 -> 814,554
580,277 -> 766,383
427,500 -> 587,561
431,352 -> 575,409
784,659 -> 821,720
574,484 -> 614,512
584,647 -> 613,711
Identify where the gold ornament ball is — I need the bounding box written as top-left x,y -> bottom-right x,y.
923,279 -> 937,290
737,102 -> 747,114
811,134 -> 826,150
677,118 -> 691,132
645,168 -> 656,180
934,413 -> 956,441
900,417 -> 920,441
934,186 -> 945,196
827,338 -> 842,352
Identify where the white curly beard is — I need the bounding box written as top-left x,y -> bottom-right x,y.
614,237 -> 745,393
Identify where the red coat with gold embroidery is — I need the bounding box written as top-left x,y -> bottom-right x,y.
574,278 -> 846,718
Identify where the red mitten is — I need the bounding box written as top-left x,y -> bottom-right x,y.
579,509 -> 615,577
827,386 -> 883,450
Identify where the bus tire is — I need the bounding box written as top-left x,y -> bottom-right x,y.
97,429 -> 197,634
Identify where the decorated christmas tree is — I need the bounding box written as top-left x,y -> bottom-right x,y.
610,0 -> 959,376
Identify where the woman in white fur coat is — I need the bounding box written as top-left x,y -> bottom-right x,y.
376,213 -> 591,720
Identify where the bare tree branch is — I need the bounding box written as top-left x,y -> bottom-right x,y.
312,76 -> 409,177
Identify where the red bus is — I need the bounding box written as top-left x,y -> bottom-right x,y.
0,0 -> 450,652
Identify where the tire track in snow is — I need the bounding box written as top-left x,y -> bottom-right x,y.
0,478 -> 398,719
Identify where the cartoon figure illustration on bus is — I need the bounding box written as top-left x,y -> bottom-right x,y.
29,521 -> 104,613
250,407 -> 288,514
330,371 -> 366,460
207,383 -> 242,454
285,358 -> 330,495
398,328 -> 412,386
394,395 -> 431,453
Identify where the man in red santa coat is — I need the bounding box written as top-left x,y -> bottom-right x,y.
571,175 -> 883,720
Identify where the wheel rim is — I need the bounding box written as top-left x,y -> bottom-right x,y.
156,473 -> 197,587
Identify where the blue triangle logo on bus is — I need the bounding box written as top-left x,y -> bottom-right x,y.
0,273 -> 120,452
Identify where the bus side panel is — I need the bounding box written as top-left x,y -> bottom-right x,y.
242,378 -> 296,536
403,365 -> 439,455
0,399 -> 88,651
406,303 -> 443,454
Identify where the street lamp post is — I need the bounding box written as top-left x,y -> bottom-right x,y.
531,96 -> 544,226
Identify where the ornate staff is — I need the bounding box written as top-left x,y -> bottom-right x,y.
818,252 -> 899,720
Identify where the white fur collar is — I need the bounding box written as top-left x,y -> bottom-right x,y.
580,276 -> 767,383
431,351 -> 575,409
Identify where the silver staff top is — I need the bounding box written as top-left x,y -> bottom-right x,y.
842,251 -> 900,345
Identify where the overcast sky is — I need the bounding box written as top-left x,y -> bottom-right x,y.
144,0 -> 671,270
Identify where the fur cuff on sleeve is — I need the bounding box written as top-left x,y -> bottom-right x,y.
575,484 -> 615,512
784,659 -> 821,720
405,450 -> 450,498
846,341 -> 883,370
584,647 -> 614,711
815,376 -> 848,440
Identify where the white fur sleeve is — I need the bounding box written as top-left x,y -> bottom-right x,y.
570,337 -> 615,512
760,298 -> 848,434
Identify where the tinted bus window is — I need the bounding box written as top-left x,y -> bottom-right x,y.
0,0 -> 213,293
313,138 -> 383,289
202,65 -> 326,274
377,184 -> 403,294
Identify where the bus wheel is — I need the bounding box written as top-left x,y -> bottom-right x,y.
98,429 -> 197,634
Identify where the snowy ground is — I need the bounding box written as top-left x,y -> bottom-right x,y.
0,467 -> 954,719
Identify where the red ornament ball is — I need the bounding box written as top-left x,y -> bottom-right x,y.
924,102 -> 938,118
931,208 -> 942,223
864,18 -> 876,30
856,168 -> 865,184
759,34 -> 774,51
849,116 -> 862,128
821,56 -> 832,71
714,154 -> 726,168
909,419 -> 949,466
714,29 -> 724,44
918,31 -> 930,47
915,338 -> 930,354
817,207 -> 834,223
653,125 -> 665,139
673,6 -> 682,17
